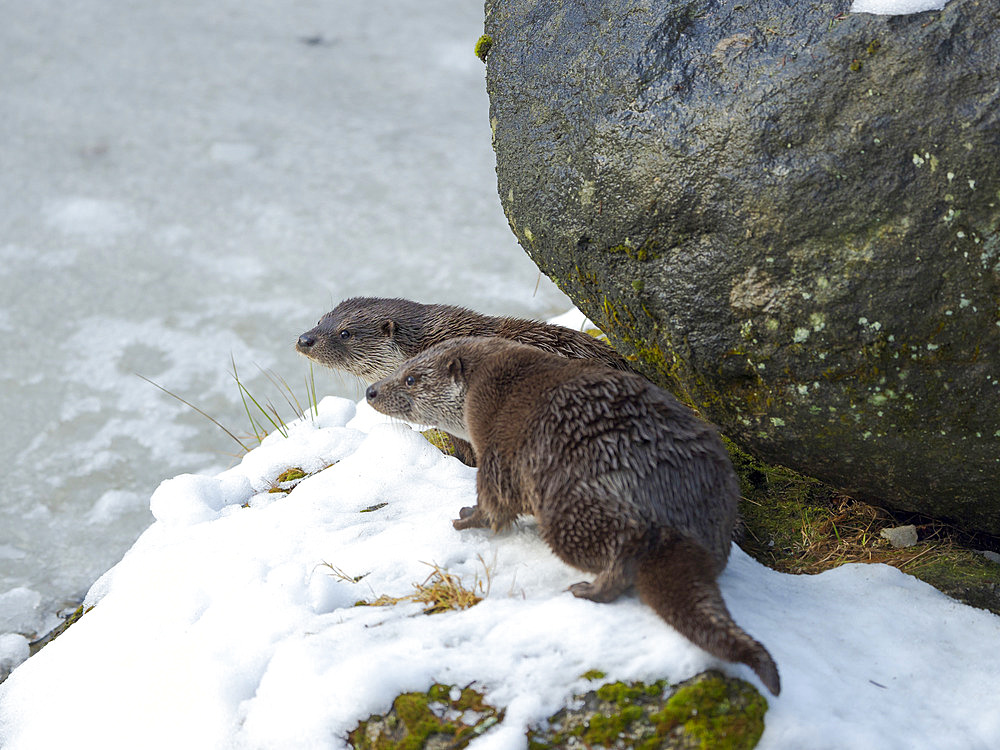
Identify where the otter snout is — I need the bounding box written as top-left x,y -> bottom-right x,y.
296,333 -> 316,351
365,379 -> 414,420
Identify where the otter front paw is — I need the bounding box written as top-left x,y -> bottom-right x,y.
452,505 -> 489,530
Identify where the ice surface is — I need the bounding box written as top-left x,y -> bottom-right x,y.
1,399 -> 998,749
0,590 -> 42,635
0,0 -> 569,637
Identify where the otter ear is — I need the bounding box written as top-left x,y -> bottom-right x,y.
381,319 -> 397,338
447,356 -> 465,382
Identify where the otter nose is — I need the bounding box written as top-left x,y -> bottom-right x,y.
297,334 -> 315,349
366,384 -> 378,402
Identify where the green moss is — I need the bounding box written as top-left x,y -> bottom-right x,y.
349,683 -> 503,749
595,679 -> 667,706
28,604 -> 91,657
268,466 -> 312,494
276,467 -> 307,483
584,708 -> 642,745
849,58 -> 862,72
580,669 -> 607,681
474,34 -> 493,63
867,39 -> 881,55
426,684 -> 451,702
906,550 -> 1000,613
606,237 -> 661,262
528,673 -> 766,750
421,429 -> 458,457
650,673 -> 767,750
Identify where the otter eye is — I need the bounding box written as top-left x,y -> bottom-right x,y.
339,329 -> 351,340
405,375 -> 416,387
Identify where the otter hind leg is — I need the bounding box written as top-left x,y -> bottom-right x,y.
542,492 -> 645,602
450,436 -> 477,466
568,557 -> 638,603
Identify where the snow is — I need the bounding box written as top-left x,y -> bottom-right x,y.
1,395 -> 998,749
0,637 -> 30,680
851,0 -> 949,14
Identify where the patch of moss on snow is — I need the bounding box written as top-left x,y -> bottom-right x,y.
348,683 -> 503,749
420,429 -> 459,457
527,671 -> 766,750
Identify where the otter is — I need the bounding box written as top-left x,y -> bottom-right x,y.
365,337 -> 780,696
296,297 -> 631,464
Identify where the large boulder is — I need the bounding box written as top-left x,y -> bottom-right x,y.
484,0 -> 1000,534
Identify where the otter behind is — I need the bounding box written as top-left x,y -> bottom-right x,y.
365,336 -> 780,696
296,296 -> 630,465
295,296 -> 630,380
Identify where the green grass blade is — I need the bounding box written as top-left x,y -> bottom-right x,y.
136,373 -> 249,453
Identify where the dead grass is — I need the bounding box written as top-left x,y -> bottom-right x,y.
742,493 -> 969,575
356,559 -> 492,615
729,440 -> 1000,613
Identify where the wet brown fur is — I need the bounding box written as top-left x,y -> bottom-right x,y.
296,297 -> 631,464
366,337 -> 781,695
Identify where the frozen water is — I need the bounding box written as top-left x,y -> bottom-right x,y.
0,0 -> 568,641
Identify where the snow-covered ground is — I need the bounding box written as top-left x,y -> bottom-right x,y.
1,388 -> 998,750
851,0 -> 948,14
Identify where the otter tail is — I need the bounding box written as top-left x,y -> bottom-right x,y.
635,532 -> 781,696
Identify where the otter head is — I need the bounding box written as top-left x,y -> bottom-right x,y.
365,338 -> 478,440
296,297 -> 416,382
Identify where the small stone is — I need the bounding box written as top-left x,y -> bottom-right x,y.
880,525 -> 918,548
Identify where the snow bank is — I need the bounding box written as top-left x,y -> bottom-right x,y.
1,396 -> 998,749
851,0 -> 949,14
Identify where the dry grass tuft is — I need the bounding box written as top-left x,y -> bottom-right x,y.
729,440 -> 1000,613
356,558 -> 492,615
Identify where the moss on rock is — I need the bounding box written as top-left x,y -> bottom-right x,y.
474,34 -> 493,63
527,671 -> 766,750
348,683 -> 503,749
27,604 -> 90,658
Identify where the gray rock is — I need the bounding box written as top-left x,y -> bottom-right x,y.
880,524 -> 919,549
980,550 -> 1000,565
484,0 -> 1000,534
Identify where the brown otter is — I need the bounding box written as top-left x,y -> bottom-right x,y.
296,297 -> 631,464
365,336 -> 780,696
